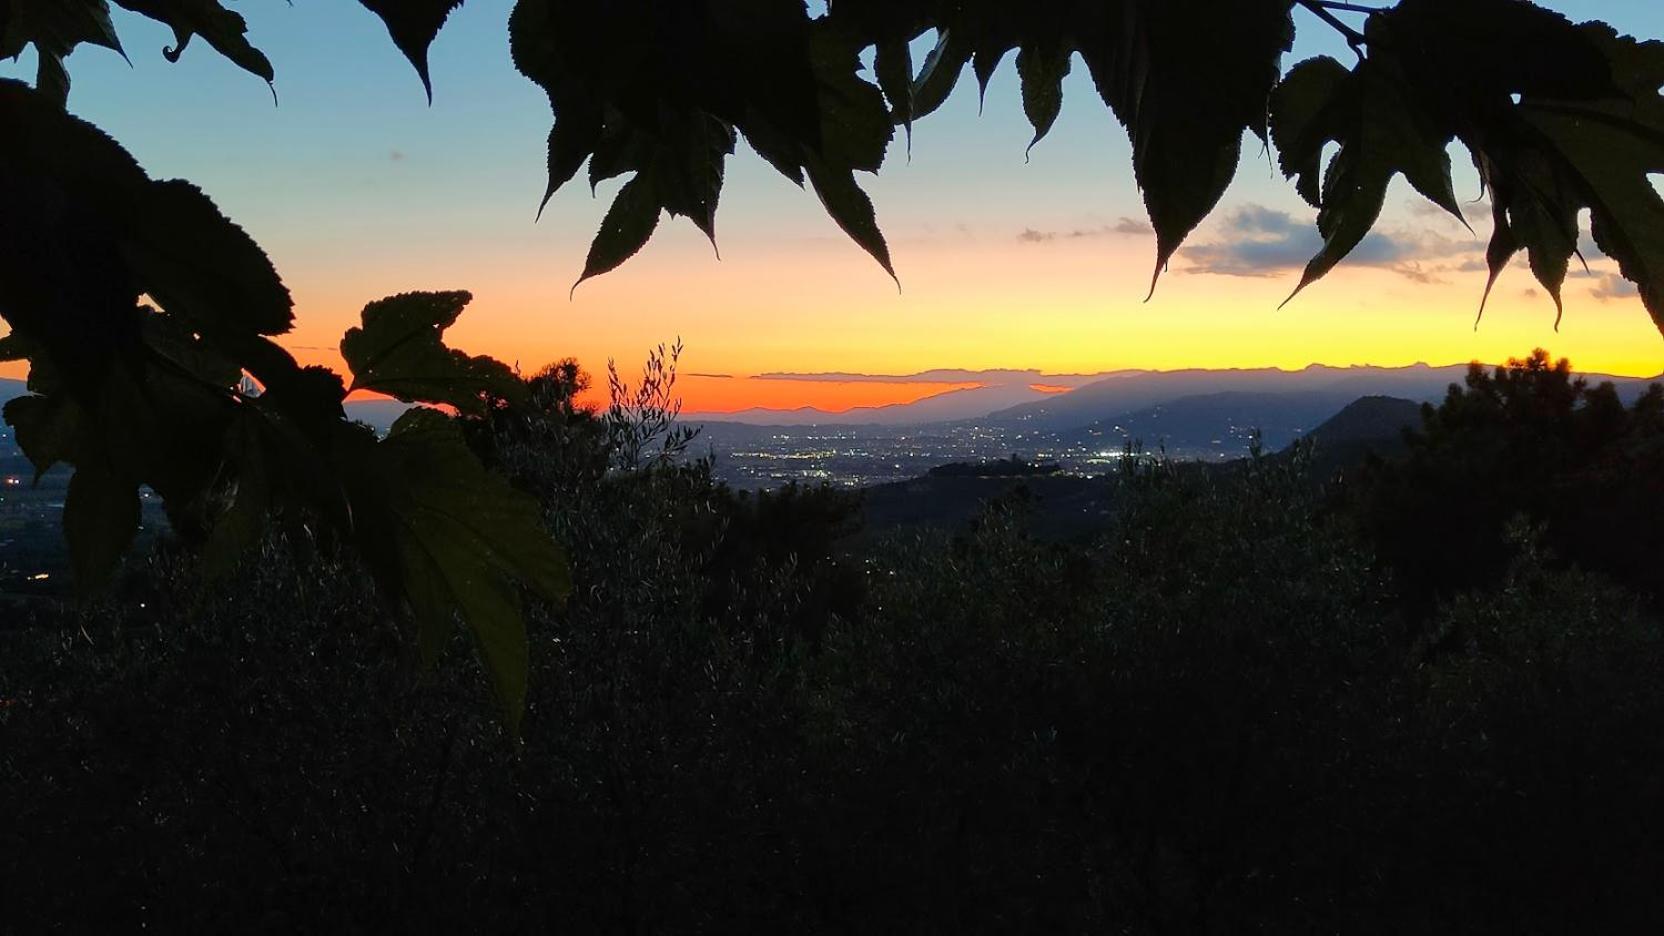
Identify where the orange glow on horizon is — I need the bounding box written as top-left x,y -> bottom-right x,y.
2,232 -> 1661,413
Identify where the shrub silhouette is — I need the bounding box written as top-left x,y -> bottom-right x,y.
1347,349 -> 1664,611
6,375 -> 1663,930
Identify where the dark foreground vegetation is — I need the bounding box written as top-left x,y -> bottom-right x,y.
3,350 -> 1662,932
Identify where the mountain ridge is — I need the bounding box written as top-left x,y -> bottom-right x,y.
691,363 -> 1662,432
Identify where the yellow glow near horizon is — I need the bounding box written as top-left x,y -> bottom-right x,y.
3,228 -> 1660,412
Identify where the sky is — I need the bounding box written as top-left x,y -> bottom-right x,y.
3,0 -> 1663,413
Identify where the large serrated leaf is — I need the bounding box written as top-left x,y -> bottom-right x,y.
1082,0 -> 1296,296
1270,56 -> 1351,208
122,179 -> 295,339
873,38 -> 913,138
341,291 -> 523,415
347,407 -> 571,734
1278,55 -> 1464,305
1524,103 -> 1664,332
804,153 -> 896,285
575,175 -> 661,291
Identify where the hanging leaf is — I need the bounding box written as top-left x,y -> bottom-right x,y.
909,28 -> 968,122
0,0 -> 126,104
574,175 -> 661,290
1473,146 -> 1580,323
805,153 -> 896,284
512,0 -> 892,283
345,407 -> 572,734
873,37 -> 913,138
1289,2 -> 1664,335
1016,42 -> 1071,153
1269,56 -> 1351,208
111,0 -> 274,85
341,290 -> 524,415
1274,55 -> 1465,304
0,0 -> 124,58
537,98 -> 601,217
355,0 -> 464,102
1080,0 -> 1296,296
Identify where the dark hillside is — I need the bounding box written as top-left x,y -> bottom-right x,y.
1291,395 -> 1422,479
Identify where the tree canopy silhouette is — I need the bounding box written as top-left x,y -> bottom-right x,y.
1,0 -> 1662,725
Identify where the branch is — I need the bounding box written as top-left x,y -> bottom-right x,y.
1295,0 -> 1370,53
1315,1 -> 1387,12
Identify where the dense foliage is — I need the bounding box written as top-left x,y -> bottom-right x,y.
3,353 -> 1661,930
3,0 -> 1663,714
3,4 -> 1663,923
1351,349 -> 1664,610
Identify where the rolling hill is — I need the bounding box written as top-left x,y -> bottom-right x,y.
1065,390 -> 1362,456
1285,395 -> 1424,479
981,363 -> 1662,433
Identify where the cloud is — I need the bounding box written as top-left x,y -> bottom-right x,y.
389,149 -> 406,162
1181,204 -> 1480,285
1406,196 -> 1488,228
1578,230 -> 1604,260
687,372 -> 734,379
1590,273 -> 1639,301
1017,217 -> 1150,244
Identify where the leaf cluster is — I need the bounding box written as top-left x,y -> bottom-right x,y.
7,1 -> 1664,330
0,82 -> 566,730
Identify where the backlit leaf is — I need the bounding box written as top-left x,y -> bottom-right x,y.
1278,55 -> 1464,305
346,407 -> 571,734
342,291 -> 524,416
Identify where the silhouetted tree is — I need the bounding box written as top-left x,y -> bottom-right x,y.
1349,349 -> 1664,610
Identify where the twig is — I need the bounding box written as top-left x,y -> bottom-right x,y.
1295,0 -> 1370,53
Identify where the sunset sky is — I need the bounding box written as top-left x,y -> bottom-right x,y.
3,0 -> 1662,413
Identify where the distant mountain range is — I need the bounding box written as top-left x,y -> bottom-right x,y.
687,382 -> 1070,427
973,364 -> 1456,432
687,363 -> 1661,460
9,361 -> 1663,457
691,363 -> 1661,432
